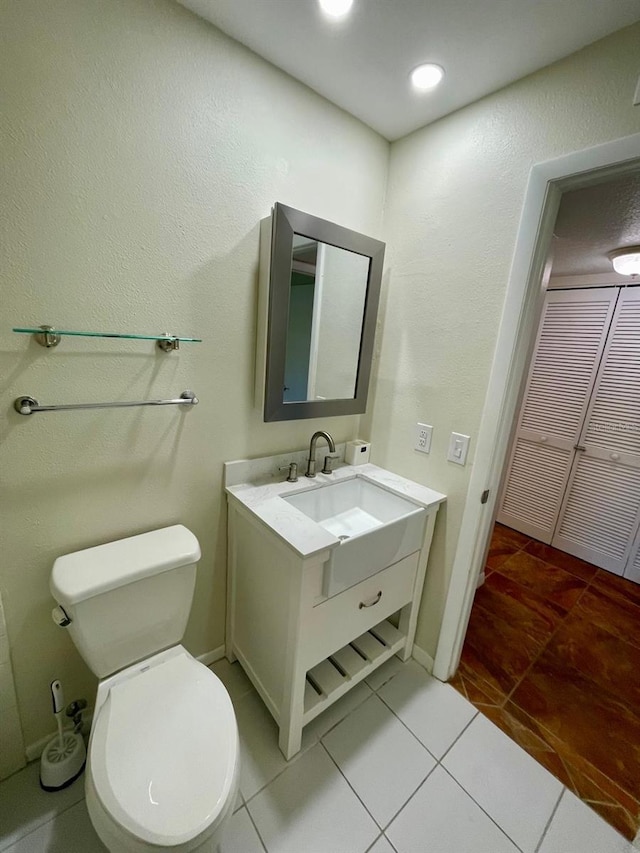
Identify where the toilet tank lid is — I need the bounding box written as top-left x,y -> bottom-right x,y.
51,525 -> 201,607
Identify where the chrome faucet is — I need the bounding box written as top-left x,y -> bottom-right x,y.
306,431 -> 336,478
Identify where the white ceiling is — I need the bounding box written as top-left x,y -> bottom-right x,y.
552,174 -> 640,276
178,0 -> 640,140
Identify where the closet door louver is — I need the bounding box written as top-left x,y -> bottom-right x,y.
553,288 -> 640,575
498,289 -> 618,542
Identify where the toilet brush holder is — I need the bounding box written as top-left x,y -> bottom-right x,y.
39,679 -> 86,791
39,730 -> 86,791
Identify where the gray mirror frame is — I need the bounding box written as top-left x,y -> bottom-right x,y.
264,203 -> 385,422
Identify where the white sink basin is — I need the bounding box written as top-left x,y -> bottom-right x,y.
283,477 -> 427,596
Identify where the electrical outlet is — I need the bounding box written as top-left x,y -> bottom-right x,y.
415,422 -> 433,454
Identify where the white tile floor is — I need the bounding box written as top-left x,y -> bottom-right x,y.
0,657 -> 634,853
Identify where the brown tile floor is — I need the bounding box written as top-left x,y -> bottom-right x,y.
451,523 -> 640,841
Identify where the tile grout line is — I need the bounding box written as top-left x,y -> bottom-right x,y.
318,739 -> 387,834
534,787 -> 565,853
242,803 -> 269,853
384,833 -> 400,853
365,831 -> 399,853
438,763 -> 527,853
379,762 -> 440,832
435,709 -> 479,766
469,535 -> 579,707
374,680 -> 444,759
488,536 -> 596,708
363,833 -> 384,853
240,729 -> 318,806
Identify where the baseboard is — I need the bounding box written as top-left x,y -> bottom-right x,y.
196,644 -> 226,667
25,645 -> 225,762
411,644 -> 435,674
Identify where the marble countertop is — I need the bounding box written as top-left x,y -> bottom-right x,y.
225,462 -> 446,559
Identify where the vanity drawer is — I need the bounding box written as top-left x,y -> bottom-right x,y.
303,551 -> 419,668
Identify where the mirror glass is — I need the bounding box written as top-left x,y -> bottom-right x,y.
261,203 -> 385,422
284,236 -> 370,403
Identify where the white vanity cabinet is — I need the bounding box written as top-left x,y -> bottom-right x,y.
225,462 -> 445,759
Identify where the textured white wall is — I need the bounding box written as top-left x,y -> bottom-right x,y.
0,0 -> 388,747
364,22 -> 640,656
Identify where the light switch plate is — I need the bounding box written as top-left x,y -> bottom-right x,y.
415,422 -> 433,454
447,432 -> 470,465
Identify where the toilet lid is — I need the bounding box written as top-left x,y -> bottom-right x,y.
90,650 -> 238,847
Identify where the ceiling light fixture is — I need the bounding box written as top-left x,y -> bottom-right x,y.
410,63 -> 445,91
609,247 -> 640,277
318,0 -> 354,19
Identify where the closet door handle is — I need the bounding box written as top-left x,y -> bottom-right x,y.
610,452 -> 620,461
573,445 -> 586,451
539,434 -> 548,443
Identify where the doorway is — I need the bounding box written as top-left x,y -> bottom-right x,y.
435,138 -> 640,841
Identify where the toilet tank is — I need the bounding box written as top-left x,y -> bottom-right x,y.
51,525 -> 201,679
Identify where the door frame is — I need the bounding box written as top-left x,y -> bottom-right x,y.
432,132 -> 640,682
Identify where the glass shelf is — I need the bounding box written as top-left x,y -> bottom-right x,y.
13,326 -> 202,351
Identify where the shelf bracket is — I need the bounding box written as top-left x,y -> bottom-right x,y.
35,325 -> 61,348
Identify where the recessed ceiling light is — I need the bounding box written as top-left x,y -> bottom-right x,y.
318,0 -> 354,19
410,63 -> 445,91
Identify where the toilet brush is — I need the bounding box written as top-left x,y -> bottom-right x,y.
39,680 -> 86,791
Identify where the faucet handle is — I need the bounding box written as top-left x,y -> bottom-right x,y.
322,453 -> 340,475
278,462 -> 298,483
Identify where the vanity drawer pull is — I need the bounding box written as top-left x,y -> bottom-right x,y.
359,591 -> 382,609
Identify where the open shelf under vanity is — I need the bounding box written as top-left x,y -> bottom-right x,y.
303,618 -> 405,724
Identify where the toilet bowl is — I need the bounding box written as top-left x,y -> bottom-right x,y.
86,646 -> 239,852
50,526 -> 239,852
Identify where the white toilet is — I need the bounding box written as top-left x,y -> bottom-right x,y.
50,525 -> 239,852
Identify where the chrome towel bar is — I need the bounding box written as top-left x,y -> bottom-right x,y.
14,390 -> 198,416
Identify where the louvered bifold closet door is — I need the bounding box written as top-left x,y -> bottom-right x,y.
498,288 -> 618,542
553,288 -> 640,575
626,533 -> 640,585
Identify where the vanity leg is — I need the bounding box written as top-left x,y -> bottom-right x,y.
278,668 -> 305,760
398,639 -> 413,663
226,506 -> 238,664
398,511 -> 438,664
278,716 -> 303,761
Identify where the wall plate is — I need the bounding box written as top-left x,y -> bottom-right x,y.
415,422 -> 433,453
447,432 -> 470,465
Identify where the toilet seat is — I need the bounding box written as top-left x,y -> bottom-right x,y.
89,648 -> 238,848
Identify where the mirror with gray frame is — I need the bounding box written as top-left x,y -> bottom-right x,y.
258,203 -> 385,422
